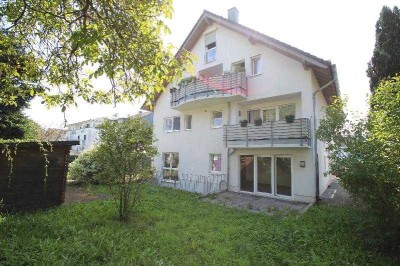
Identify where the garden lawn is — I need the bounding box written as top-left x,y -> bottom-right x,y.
0,185 -> 398,265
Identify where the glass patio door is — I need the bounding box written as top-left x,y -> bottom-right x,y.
275,156 -> 292,196
240,155 -> 254,192
256,156 -> 273,194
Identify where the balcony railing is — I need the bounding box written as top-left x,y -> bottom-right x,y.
223,118 -> 311,148
170,72 -> 247,108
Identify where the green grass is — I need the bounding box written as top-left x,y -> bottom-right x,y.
0,185 -> 398,265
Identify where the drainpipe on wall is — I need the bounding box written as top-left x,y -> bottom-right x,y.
313,80 -> 334,203
226,102 -> 231,190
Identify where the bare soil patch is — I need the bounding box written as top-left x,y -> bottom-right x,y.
64,185 -> 111,204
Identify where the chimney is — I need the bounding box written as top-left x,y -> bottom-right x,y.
227,7 -> 239,23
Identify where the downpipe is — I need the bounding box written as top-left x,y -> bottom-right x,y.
313,80 -> 334,203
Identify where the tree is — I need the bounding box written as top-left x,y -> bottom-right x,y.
0,0 -> 193,109
96,117 -> 157,221
367,6 -> 400,92
0,31 -> 43,139
317,78 -> 400,246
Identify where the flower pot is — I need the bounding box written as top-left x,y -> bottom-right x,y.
254,118 -> 262,126
285,115 -> 295,123
240,120 -> 248,127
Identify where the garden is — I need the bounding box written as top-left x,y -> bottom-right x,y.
0,184 -> 399,265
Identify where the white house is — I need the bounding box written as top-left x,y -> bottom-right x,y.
143,8 -> 339,203
65,118 -> 105,154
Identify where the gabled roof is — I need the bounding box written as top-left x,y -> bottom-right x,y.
142,10 -> 340,110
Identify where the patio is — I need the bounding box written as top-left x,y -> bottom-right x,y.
203,191 -> 310,215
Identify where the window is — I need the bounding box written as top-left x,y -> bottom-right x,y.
173,117 -> 181,131
278,104 -> 295,121
211,110 -> 223,128
247,109 -> 261,124
164,117 -> 173,132
163,153 -> 179,181
261,104 -> 296,122
83,135 -> 87,140
251,55 -> 262,75
262,108 -> 276,122
205,31 -> 216,63
210,154 -> 222,172
231,60 -> 246,73
164,116 -> 181,132
185,115 -> 192,130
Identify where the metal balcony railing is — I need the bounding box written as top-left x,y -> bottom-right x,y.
170,72 -> 247,107
223,118 -> 311,147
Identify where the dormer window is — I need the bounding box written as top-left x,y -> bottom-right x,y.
205,31 -> 216,63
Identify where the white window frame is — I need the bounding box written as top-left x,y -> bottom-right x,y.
184,115 -> 192,131
164,116 -> 181,133
260,104 -> 296,122
211,110 -> 223,128
210,154 -> 222,173
205,42 -> 216,63
251,55 -> 262,76
247,109 -> 261,124
162,153 -> 179,181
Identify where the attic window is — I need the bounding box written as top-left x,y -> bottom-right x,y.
205,31 -> 216,63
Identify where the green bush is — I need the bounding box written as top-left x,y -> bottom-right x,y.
67,148 -> 109,184
317,78 -> 400,246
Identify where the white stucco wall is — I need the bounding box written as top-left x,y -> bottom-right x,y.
153,23 -> 332,202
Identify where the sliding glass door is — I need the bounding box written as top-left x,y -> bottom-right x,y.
275,156 -> 292,196
240,155 -> 254,192
256,156 -> 273,194
240,155 -> 292,197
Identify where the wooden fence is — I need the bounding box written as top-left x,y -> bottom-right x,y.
0,141 -> 78,213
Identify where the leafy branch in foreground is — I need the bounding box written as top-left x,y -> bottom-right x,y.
1,0 -> 194,109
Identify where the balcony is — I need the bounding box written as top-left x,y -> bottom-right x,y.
170,72 -> 247,110
223,118 -> 311,148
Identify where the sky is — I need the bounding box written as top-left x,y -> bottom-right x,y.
25,0 -> 399,128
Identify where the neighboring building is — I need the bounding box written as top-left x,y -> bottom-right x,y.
64,118 -> 105,154
65,112 -> 153,154
143,8 -> 340,203
130,111 -> 154,124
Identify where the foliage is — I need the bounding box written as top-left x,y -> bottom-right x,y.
0,185 -> 398,265
0,31 -> 43,139
317,88 -> 400,244
367,6 -> 400,91
1,0 -> 194,109
0,31 -> 42,106
96,117 -> 157,220
67,148 -> 108,184
369,76 -> 400,158
0,104 -> 28,139
177,75 -> 197,87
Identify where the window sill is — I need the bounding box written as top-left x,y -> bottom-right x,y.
249,73 -> 263,77
211,126 -> 222,129
161,179 -> 179,183
205,59 -> 216,64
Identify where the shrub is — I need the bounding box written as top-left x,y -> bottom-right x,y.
96,117 -> 157,221
317,78 -> 400,247
67,148 -> 109,184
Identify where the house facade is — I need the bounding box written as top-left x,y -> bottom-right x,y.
65,118 -> 105,154
145,8 -> 339,203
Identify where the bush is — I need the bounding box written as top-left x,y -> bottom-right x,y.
67,148 -> 109,184
96,117 -> 157,221
317,79 -> 400,247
